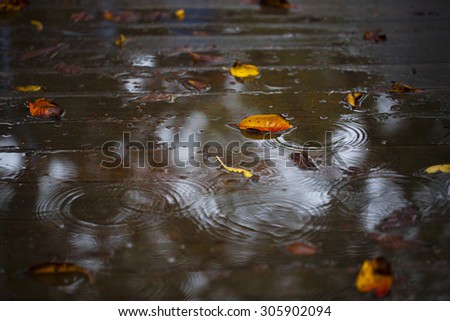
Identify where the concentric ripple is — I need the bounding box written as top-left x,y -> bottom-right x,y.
34,177 -> 215,235
331,170 -> 415,231
0,152 -> 26,180
192,186 -> 332,243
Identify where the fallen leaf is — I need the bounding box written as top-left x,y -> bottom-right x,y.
230,61 -> 260,79
260,0 -> 291,9
30,20 -> 43,31
29,262 -> 94,284
174,9 -> 185,21
390,81 -> 422,93
102,10 -> 137,22
216,156 -> 253,178
231,114 -> 293,133
28,98 -> 64,118
16,85 -> 43,92
377,206 -> 421,231
188,51 -> 223,64
424,164 -> 450,174
115,34 -> 126,47
0,0 -> 28,12
345,92 -> 365,108
70,11 -> 94,22
284,242 -> 317,255
363,30 -> 387,43
53,62 -> 83,75
134,93 -> 176,103
185,79 -> 209,92
355,257 -> 393,298
368,232 -> 421,249
290,152 -> 317,170
20,43 -> 69,61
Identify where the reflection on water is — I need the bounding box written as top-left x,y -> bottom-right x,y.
1,0 -> 450,300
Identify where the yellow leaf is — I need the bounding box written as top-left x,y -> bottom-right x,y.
390,81 -> 421,93
424,164 -> 450,174
29,262 -> 94,284
216,156 -> 253,178
235,114 -> 293,133
30,19 -> 43,31
115,34 -> 126,47
355,257 -> 393,298
102,10 -> 114,20
16,85 -> 43,92
230,61 -> 260,79
345,92 -> 364,108
174,9 -> 185,21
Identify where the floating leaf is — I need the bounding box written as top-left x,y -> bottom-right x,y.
290,152 -> 317,170
355,257 -> 393,298
135,93 -> 176,103
232,114 -> 293,133
368,232 -> 421,249
363,30 -> 387,43
188,51 -> 223,64
102,10 -> 137,22
70,11 -> 94,22
260,0 -> 291,9
114,34 -> 126,47
230,61 -> 260,79
28,98 -> 64,118
53,62 -> 83,75
424,164 -> 450,174
284,242 -> 317,255
20,42 -> 69,61
30,20 -> 43,31
377,206 -> 421,231
185,79 -> 209,92
0,0 -> 28,12
216,156 -> 253,178
345,92 -> 365,108
390,81 -> 422,93
16,85 -> 43,92
174,9 -> 185,21
29,262 -> 94,284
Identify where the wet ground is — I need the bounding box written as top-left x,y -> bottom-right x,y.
1,0 -> 450,300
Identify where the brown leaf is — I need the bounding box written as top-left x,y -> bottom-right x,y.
368,232 -> 421,249
284,242 -> 317,255
185,79 -> 210,92
290,152 -> 317,170
20,43 -> 69,61
188,51 -> 223,64
377,206 -> 421,231
29,262 -> 94,284
363,30 -> 387,43
53,62 -> 83,75
70,11 -> 94,22
135,93 -> 175,103
260,0 -> 291,9
102,10 -> 138,22
390,81 -> 422,93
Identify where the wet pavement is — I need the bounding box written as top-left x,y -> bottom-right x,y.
1,0 -> 450,299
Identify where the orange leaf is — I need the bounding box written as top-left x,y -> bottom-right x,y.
355,257 -> 393,298
234,114 -> 293,133
284,242 -> 317,255
29,262 -> 94,284
28,98 -> 64,118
